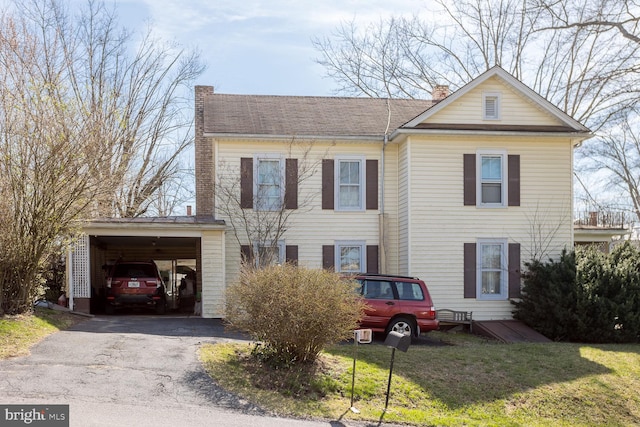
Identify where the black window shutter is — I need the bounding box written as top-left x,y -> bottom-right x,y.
366,245 -> 379,273
285,158 -> 298,209
286,245 -> 298,265
508,243 -> 521,298
322,159 -> 334,210
508,155 -> 520,207
464,243 -> 477,298
240,158 -> 253,209
322,245 -> 335,270
463,154 -> 476,206
366,160 -> 378,210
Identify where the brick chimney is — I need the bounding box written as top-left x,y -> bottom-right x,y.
195,85 -> 215,217
432,85 -> 450,101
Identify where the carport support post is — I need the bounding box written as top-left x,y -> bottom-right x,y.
66,249 -> 74,311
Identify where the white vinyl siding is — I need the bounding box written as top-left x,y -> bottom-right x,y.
405,134 -> 573,320
201,231 -> 225,318
215,140 -> 382,284
421,76 -> 565,127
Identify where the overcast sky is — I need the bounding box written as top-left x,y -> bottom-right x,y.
116,0 -> 428,96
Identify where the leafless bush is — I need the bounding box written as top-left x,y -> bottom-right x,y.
225,263 -> 366,366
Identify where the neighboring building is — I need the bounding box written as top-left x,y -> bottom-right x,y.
69,66 -> 591,320
574,211 -> 632,252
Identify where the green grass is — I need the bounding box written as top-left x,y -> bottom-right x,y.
0,307 -> 86,359
199,331 -> 640,426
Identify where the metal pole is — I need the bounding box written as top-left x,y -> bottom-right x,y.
350,332 -> 360,413
384,347 -> 396,412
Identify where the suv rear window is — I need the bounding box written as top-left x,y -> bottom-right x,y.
112,264 -> 157,278
361,280 -> 394,299
395,281 -> 424,301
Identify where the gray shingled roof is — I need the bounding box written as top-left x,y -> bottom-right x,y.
203,94 -> 436,138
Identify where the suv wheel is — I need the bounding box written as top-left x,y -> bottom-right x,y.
387,317 -> 415,337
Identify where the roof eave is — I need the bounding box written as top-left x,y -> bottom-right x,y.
390,128 -> 593,145
204,132 -> 385,142
81,218 -> 227,236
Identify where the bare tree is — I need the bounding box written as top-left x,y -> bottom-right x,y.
533,0 -> 640,44
313,0 -> 640,130
0,0 -> 202,314
579,112 -> 640,223
7,0 -> 204,218
215,140 -> 325,267
0,10 -> 109,313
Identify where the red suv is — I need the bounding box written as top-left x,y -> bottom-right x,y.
105,261 -> 167,314
353,273 -> 438,337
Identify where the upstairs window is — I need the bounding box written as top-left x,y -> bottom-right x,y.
336,156 -> 365,211
322,158 -> 378,211
483,92 -> 501,120
254,155 -> 284,211
478,151 -> 507,207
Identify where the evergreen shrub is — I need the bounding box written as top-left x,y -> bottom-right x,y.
513,242 -> 640,343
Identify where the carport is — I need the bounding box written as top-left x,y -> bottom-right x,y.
68,216 -> 226,318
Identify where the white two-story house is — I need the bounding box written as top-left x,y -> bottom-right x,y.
191,66 -> 591,320
71,66 -> 589,319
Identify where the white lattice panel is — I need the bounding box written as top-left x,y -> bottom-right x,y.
72,234 -> 91,298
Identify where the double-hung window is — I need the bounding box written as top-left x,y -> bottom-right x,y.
477,239 -> 507,300
254,155 -> 284,211
478,150 -> 507,207
335,156 -> 365,211
335,241 -> 365,273
255,240 -> 285,267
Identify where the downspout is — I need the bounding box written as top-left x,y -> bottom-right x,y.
379,98 -> 392,274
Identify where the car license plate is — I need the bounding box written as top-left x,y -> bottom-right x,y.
128,281 -> 140,288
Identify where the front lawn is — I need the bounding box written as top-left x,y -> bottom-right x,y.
0,307 -> 86,359
199,332 -> 640,426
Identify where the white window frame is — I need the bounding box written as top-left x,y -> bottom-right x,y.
483,91 -> 501,120
476,150 -> 507,208
335,240 -> 366,273
253,154 -> 284,211
253,240 -> 286,267
476,239 -> 508,300
334,156 -> 365,211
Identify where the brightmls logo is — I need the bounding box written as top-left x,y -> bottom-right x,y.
1,405 -> 68,426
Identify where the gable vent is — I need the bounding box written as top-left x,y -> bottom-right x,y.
483,92 -> 500,120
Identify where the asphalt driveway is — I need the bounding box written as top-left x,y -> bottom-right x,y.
0,315 -> 362,427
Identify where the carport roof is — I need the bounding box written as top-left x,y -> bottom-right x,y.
81,215 -> 226,237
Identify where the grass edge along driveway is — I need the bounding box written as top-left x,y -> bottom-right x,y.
199,333 -> 640,427
0,308 -> 86,359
